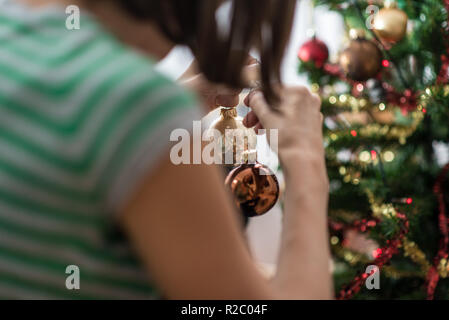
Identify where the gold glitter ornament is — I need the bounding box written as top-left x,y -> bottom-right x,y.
207,107 -> 257,167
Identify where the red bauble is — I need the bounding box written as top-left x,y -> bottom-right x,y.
298,37 -> 329,68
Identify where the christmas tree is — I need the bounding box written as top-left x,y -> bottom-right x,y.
297,0 -> 449,299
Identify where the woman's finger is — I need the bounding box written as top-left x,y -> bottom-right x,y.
243,110 -> 259,128
242,63 -> 261,88
216,86 -> 242,96
246,56 -> 259,65
244,89 -> 261,106
247,91 -> 271,123
216,94 -> 240,108
254,122 -> 265,135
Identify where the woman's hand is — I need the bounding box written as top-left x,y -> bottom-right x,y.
243,86 -> 328,197
180,74 -> 242,110
243,86 -> 325,161
179,58 -> 261,111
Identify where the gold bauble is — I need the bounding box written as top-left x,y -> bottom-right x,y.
373,1 -> 408,44
339,30 -> 383,81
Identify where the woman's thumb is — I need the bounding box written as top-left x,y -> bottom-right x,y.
246,91 -> 270,123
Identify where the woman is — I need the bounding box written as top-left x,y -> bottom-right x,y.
0,0 -> 331,299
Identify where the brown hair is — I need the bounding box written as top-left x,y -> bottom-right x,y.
115,0 -> 297,103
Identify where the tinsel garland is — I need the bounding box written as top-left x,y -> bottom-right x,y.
337,212 -> 409,299
333,162 -> 449,299
333,185 -> 447,298
329,160 -> 449,299
333,237 -> 433,279
335,192 -> 410,299
437,0 -> 449,84
423,1 -> 449,297
426,163 -> 449,299
402,239 -> 431,275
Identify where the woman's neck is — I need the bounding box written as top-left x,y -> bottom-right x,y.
18,0 -> 174,61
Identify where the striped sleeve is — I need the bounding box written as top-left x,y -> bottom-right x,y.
93,63 -> 203,213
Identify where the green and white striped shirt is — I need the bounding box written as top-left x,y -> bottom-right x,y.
0,1 -> 201,299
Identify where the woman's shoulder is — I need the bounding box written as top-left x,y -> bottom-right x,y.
0,1 -> 203,212
0,0 -> 199,120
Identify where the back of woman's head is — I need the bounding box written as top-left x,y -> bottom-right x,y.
115,0 -> 297,103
